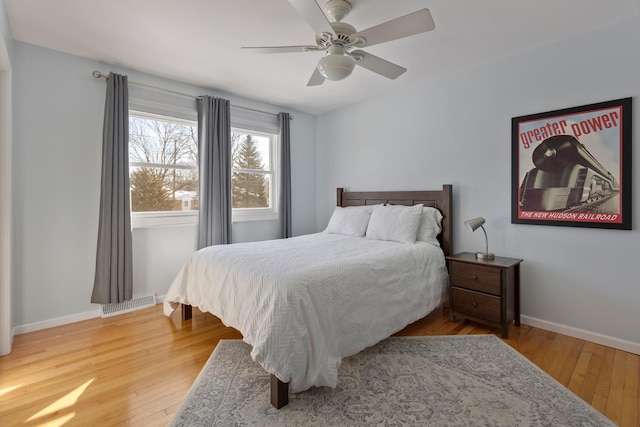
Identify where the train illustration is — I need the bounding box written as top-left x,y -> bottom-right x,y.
519,135 -> 618,211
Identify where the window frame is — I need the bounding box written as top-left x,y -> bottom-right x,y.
128,110 -> 199,229
127,111 -> 280,228
231,127 -> 279,222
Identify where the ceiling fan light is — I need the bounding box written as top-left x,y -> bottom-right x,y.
317,54 -> 356,81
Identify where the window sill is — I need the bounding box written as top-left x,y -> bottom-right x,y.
232,208 -> 278,222
131,212 -> 197,229
131,209 -> 278,228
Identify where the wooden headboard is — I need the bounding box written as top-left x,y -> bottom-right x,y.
336,184 -> 453,257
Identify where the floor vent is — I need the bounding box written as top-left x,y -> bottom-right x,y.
101,294 -> 156,318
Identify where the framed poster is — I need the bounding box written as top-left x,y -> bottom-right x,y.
512,97 -> 632,229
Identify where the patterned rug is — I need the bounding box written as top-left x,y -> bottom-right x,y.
170,335 -> 613,426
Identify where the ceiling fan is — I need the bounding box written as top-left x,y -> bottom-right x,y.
241,0 -> 435,86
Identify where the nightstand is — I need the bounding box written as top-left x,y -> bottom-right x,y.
446,252 -> 523,339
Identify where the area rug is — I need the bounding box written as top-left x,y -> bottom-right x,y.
170,335 -> 613,426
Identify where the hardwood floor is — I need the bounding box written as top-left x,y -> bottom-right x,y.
0,305 -> 637,426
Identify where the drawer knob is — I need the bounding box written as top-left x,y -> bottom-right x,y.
472,275 -> 478,280
472,302 -> 478,308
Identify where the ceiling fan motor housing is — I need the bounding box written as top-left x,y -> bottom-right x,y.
316,21 -> 357,48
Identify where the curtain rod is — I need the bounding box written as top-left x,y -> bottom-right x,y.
92,71 -> 293,120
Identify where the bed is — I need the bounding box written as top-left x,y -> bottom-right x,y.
164,184 -> 453,408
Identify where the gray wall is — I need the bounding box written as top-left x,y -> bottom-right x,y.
11,42 -> 317,326
316,16 -> 640,346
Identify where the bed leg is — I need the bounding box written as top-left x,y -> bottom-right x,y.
270,374 -> 289,409
181,304 -> 192,321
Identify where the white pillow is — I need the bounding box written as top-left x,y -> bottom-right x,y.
416,207 -> 443,246
324,205 -> 375,237
366,204 -> 424,243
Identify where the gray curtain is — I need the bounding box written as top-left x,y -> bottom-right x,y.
197,96 -> 232,248
279,112 -> 292,238
91,73 -> 133,305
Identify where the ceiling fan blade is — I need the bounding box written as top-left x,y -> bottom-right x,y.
307,67 -> 326,86
351,50 -> 406,79
288,0 -> 336,37
352,9 -> 435,48
241,45 -> 320,54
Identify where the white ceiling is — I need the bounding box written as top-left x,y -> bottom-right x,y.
5,0 -> 639,115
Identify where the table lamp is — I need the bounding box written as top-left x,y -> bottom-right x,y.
464,217 -> 495,260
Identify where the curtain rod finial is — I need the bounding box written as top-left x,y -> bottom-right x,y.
92,70 -> 107,79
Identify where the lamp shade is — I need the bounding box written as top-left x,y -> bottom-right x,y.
317,53 -> 355,81
464,217 -> 485,232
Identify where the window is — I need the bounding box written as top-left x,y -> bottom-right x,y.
128,111 -> 279,227
129,111 -> 199,227
231,128 -> 278,221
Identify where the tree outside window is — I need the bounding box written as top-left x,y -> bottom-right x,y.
231,130 -> 274,209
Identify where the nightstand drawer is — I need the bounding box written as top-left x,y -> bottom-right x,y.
451,262 -> 501,295
451,288 -> 501,323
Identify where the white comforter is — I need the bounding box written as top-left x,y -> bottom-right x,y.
163,232 -> 448,393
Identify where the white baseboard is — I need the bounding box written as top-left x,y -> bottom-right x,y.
13,309 -> 101,335
13,294 -> 167,336
12,299 -> 639,356
521,315 -> 640,355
